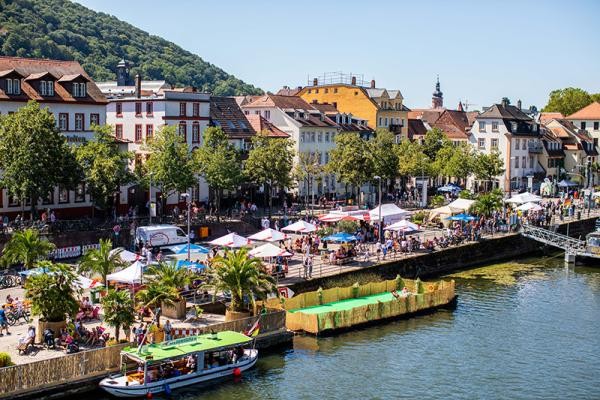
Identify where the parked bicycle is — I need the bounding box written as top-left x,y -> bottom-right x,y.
6,307 -> 30,326
0,273 -> 20,289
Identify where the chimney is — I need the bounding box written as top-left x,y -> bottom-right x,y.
313,78 -> 318,86
370,79 -> 376,89
351,76 -> 357,86
501,98 -> 508,107
517,99 -> 522,110
135,74 -> 141,99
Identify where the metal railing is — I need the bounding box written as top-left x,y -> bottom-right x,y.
520,224 -> 586,255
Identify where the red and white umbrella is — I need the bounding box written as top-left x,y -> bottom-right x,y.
281,220 -> 317,233
75,275 -> 104,290
209,233 -> 250,248
247,228 -> 287,242
249,243 -> 292,258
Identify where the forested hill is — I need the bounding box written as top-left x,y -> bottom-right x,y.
0,0 -> 262,96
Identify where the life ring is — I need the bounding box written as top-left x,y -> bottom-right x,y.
428,285 -> 434,292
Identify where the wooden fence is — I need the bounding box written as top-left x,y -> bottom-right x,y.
172,310 -> 287,338
0,343 -> 128,398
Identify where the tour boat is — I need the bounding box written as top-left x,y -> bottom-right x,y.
99,331 -> 258,398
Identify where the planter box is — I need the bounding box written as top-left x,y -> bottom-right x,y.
225,310 -> 251,322
37,320 -> 67,342
161,299 -> 186,320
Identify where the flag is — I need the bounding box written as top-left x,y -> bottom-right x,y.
245,318 -> 260,337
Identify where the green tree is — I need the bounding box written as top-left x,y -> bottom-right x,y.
144,125 -> 196,216
370,129 -> 399,185
194,127 -> 242,219
135,282 -> 180,324
24,261 -> 80,322
0,101 -> 81,217
422,128 -> 447,160
443,143 -> 475,184
244,132 -> 294,216
396,140 -> 431,178
326,132 -> 373,202
293,152 -> 324,210
78,238 -> 126,287
205,249 -> 275,312
76,126 -> 134,212
542,88 -> 593,116
101,289 -> 135,341
145,262 -> 192,291
473,151 -> 505,190
472,189 -> 503,216
2,228 -> 55,269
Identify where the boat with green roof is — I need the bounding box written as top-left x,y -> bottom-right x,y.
99,330 -> 258,398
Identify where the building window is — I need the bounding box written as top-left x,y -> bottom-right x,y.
325,132 -> 329,142
522,156 -> 527,169
479,121 -> 486,132
116,103 -> 123,117
146,124 -> 153,140
74,183 -> 86,203
192,122 -> 200,143
311,132 -> 316,142
318,132 -> 322,142
180,102 -> 187,116
514,157 -> 519,168
529,156 -> 534,169
7,78 -> 21,95
72,82 -> 86,98
115,124 -> 123,139
264,110 -> 270,119
146,102 -> 153,116
492,121 -> 499,132
334,88 -> 338,93
594,122 -> 599,131
74,113 -> 84,131
379,117 -> 382,126
308,89 -> 311,94
384,117 -> 388,126
42,191 -> 53,205
491,138 -> 498,149
90,113 -> 100,126
134,124 -> 143,142
331,132 -> 335,142
179,122 -> 187,141
478,138 -> 485,149
324,88 -> 329,94
300,132 -> 305,142
594,138 -> 598,148
135,102 -> 142,116
58,186 -> 69,204
192,103 -> 200,117
40,80 -> 54,96
581,122 -> 586,130
515,138 -> 520,150
8,193 -> 19,207
58,113 -> 69,131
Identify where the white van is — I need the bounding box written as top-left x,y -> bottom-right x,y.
135,225 -> 188,248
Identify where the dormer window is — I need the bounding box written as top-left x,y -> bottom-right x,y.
511,122 -> 518,132
6,78 -> 21,95
532,124 -> 538,132
72,82 -> 86,98
40,80 -> 54,96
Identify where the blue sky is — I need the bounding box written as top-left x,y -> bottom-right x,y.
77,0 -> 600,110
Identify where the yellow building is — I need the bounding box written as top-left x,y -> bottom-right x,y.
297,75 -> 409,137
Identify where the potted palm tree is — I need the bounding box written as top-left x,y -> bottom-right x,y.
101,289 -> 135,342
143,262 -> 192,320
24,261 -> 80,341
79,238 -> 126,288
205,249 -> 275,321
2,228 -> 55,269
473,189 -> 503,217
136,280 -> 180,326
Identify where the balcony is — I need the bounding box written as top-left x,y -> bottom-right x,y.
389,124 -> 403,133
528,143 -> 543,153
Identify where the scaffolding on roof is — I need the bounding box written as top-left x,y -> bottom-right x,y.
307,71 -> 369,87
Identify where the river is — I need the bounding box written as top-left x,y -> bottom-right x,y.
92,256 -> 600,399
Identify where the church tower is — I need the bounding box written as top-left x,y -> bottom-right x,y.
432,75 -> 443,109
116,59 -> 133,86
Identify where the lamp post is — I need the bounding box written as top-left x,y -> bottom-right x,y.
149,172 -> 153,225
181,192 -> 191,260
374,175 -> 383,243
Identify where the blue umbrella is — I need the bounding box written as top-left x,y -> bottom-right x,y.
175,259 -> 206,271
19,267 -> 51,276
446,213 -> 477,222
322,232 -> 358,243
167,243 -> 209,254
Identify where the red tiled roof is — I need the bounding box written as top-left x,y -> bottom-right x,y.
244,94 -> 339,128
539,112 -> 564,124
0,56 -> 106,104
407,119 -> 427,138
210,96 -> 255,138
245,114 -> 290,138
566,102 -> 600,120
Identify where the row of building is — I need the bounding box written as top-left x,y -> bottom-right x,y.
0,56 -> 599,218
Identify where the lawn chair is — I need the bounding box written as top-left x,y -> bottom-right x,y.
17,336 -> 35,355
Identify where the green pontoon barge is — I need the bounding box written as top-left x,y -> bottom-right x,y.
99,331 -> 257,398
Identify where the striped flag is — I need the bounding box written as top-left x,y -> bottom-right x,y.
245,318 -> 260,337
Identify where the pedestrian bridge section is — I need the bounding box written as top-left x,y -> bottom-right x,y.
520,224 -> 589,257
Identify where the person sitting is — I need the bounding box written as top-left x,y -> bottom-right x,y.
391,290 -> 400,299
43,328 -> 55,349
5,294 -> 13,305
401,287 -> 409,296
17,326 -> 36,354
186,354 -> 196,372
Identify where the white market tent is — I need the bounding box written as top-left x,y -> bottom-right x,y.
281,220 -> 317,233
74,275 -> 104,290
448,198 -> 476,212
209,233 -> 249,248
516,202 -> 543,212
109,248 -> 138,263
505,192 -> 542,204
384,220 -> 420,233
247,228 -> 288,242
106,260 -> 144,284
369,203 -> 410,224
249,243 -> 292,258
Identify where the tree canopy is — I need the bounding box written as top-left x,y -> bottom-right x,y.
0,0 -> 262,96
326,132 -> 374,194
542,87 -> 600,116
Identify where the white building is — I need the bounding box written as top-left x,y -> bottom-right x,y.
241,94 -> 343,197
565,101 -> 600,150
0,56 -> 107,218
100,66 -> 210,213
469,100 -> 545,192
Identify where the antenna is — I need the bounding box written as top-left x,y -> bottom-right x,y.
460,99 -> 477,112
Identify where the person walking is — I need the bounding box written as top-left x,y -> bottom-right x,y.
0,305 -> 10,336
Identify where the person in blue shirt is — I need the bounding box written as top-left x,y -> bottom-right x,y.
0,305 -> 10,336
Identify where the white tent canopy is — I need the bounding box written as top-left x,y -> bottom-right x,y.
106,260 -> 144,284
384,220 -> 420,232
209,233 -> 249,248
247,228 -> 288,242
281,220 -> 317,233
516,202 -> 543,212
75,275 -> 104,290
109,248 -> 138,263
506,192 -> 542,204
448,198 -> 476,212
369,203 -> 410,224
249,243 -> 292,258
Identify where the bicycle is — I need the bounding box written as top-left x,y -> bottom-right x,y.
0,274 -> 14,289
6,307 -> 30,326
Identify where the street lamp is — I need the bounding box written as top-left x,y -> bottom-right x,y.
374,175 -> 383,243
149,172 -> 153,225
181,192 -> 191,260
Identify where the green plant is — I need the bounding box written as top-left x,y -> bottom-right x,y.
0,352 -> 14,367
24,261 -> 80,322
458,190 -> 474,200
204,249 -> 275,312
337,220 -> 359,234
351,282 -> 360,298
146,261 -> 192,291
317,287 -> 323,305
2,228 -> 55,269
473,188 -> 503,217
429,194 -> 445,207
416,278 -> 425,294
317,226 -> 335,238
79,238 -> 126,287
395,275 -> 405,291
411,211 -> 427,225
101,289 -> 135,342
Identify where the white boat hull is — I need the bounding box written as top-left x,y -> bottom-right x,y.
100,349 -> 258,398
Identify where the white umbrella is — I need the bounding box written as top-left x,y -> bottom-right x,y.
369,203 -> 410,223
74,275 -> 104,290
506,192 -> 542,204
247,228 -> 288,242
516,202 -> 543,212
110,248 -> 138,263
384,220 -> 420,232
249,243 -> 292,258
106,260 -> 144,284
209,232 -> 250,248
281,220 -> 317,233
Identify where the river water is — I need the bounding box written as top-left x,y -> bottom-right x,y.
92,256 -> 600,399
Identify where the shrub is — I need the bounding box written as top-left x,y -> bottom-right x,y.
317,287 -> 323,305
416,278 -> 425,294
0,352 -> 14,367
337,220 -> 359,234
351,282 -> 360,298
429,195 -> 445,207
411,211 -> 427,225
395,274 -> 405,291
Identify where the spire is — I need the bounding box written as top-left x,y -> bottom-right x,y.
432,75 -> 443,109
457,101 -> 464,112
